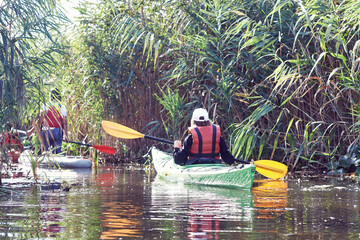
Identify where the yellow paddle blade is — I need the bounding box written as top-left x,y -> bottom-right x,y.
254,160 -> 288,180
102,120 -> 145,139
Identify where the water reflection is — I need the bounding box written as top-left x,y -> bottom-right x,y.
95,167 -> 145,239
100,201 -> 142,239
252,179 -> 288,219
149,176 -> 254,239
2,166 -> 360,239
0,166 -> 94,239
21,187 -> 64,239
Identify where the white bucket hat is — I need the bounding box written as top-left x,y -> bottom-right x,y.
192,108 -> 209,122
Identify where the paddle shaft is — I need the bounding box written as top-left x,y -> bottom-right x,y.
67,140 -> 116,155
67,140 -> 92,147
235,158 -> 250,164
145,135 -> 173,145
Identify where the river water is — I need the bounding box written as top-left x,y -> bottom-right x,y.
0,165 -> 359,239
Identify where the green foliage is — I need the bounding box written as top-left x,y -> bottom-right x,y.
4,0 -> 359,171
59,0 -> 360,170
155,88 -> 196,140
0,0 -> 69,183
62,142 -> 84,156
328,143 -> 360,175
28,153 -> 40,183
231,100 -> 275,160
0,0 -> 69,122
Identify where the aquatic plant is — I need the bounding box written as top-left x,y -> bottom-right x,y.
328,142 -> 360,176
29,155 -> 40,183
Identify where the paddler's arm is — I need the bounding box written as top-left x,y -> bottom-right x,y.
173,135 -> 193,166
219,138 -> 250,164
234,158 -> 250,164
219,137 -> 236,165
27,113 -> 45,137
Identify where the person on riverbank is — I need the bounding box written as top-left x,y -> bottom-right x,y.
28,89 -> 68,154
173,108 -> 241,166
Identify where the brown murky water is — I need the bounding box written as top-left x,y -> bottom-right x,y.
0,165 -> 359,239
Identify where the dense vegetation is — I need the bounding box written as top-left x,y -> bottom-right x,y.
2,0 -> 360,175
0,0 -> 69,182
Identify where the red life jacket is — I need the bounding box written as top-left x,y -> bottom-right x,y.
1,131 -> 24,162
1,131 -> 23,150
1,131 -> 24,163
189,124 -> 221,159
45,105 -> 63,128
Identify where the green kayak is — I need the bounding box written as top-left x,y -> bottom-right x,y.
151,147 -> 256,189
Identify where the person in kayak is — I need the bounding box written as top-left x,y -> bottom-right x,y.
28,88 -> 68,154
173,108 -> 240,166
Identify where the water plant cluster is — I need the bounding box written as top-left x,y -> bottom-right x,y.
1,0 -> 360,176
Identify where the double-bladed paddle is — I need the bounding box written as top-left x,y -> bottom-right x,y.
101,120 -> 287,179
102,120 -> 173,144
67,140 -> 116,155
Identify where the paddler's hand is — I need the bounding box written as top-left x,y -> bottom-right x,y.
174,140 -> 181,149
26,128 -> 34,137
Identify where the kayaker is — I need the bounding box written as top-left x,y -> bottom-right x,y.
28,88 -> 68,154
173,108 -> 239,166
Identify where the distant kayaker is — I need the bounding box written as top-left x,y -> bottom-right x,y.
173,108 -> 239,166
28,88 -> 68,154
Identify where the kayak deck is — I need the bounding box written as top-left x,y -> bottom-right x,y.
18,150 -> 92,168
151,147 -> 256,189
